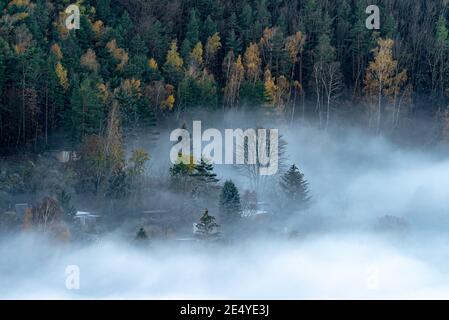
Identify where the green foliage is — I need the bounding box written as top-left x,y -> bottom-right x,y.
436,16 -> 449,48
190,158 -> 219,197
240,80 -> 265,106
181,9 -> 200,60
0,0 -> 448,151
177,74 -> 218,108
69,77 -> 105,140
280,164 -> 310,209
219,180 -> 241,221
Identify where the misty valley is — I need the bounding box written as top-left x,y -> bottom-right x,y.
1,0 -> 449,300
2,115 -> 449,299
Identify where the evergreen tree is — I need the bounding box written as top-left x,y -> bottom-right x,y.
219,180 -> 242,221
135,227 -> 148,241
254,0 -> 271,39
145,20 -> 169,63
190,158 -> 219,197
181,9 -> 200,59
239,3 -> 254,45
169,153 -> 195,192
97,0 -> 112,22
69,77 -> 104,140
195,208 -> 219,238
202,15 -> 217,42
226,29 -> 242,53
280,164 -> 310,208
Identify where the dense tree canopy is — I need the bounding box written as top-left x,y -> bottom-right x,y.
0,0 -> 449,154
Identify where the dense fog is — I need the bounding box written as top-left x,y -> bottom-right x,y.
2,113 -> 449,299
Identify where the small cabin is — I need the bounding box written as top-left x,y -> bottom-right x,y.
74,211 -> 100,226
54,150 -> 78,163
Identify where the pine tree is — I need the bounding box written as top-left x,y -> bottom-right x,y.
202,15 -> 217,42
243,43 -> 261,84
254,0 -> 271,39
195,208 -> 219,238
239,4 -> 254,45
169,153 -> 195,192
226,29 -> 242,53
280,164 -> 310,209
219,180 -> 242,221
205,32 -> 221,70
145,20 -> 168,63
97,0 -> 112,22
135,227 -> 148,241
181,9 -> 200,60
190,158 -> 219,196
69,77 -> 104,140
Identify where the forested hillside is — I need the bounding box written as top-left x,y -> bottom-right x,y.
0,0 -> 448,153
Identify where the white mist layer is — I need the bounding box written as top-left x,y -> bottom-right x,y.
2,233 -> 449,299
2,122 -> 449,299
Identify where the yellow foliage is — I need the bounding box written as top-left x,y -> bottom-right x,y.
176,153 -> 196,171
365,38 -> 407,99
120,78 -> 142,97
106,39 -> 129,71
55,62 -> 69,91
148,58 -> 158,70
163,94 -> 175,110
165,40 -> 183,71
130,148 -> 150,165
263,68 -> 290,112
259,27 -> 277,52
8,0 -> 30,8
364,38 -> 409,130
80,48 -> 100,72
92,20 -> 104,37
285,31 -> 305,63
365,39 -> 408,100
14,25 -> 33,55
223,53 -> 245,108
264,68 -> 277,106
205,33 -> 221,65
243,43 -> 261,84
98,83 -> 111,103
190,41 -> 203,67
51,43 -> 63,60
14,12 -> 29,21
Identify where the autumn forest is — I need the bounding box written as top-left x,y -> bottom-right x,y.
0,0 -> 448,153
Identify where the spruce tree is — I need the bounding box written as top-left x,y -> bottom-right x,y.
226,29 -> 242,53
280,164 -> 310,209
190,158 -> 219,197
196,208 -> 219,238
202,15 -> 217,42
181,9 -> 200,59
69,77 -> 104,140
135,227 -> 148,241
219,180 -> 242,221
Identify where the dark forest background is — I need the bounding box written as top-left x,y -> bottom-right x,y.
0,0 -> 449,155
